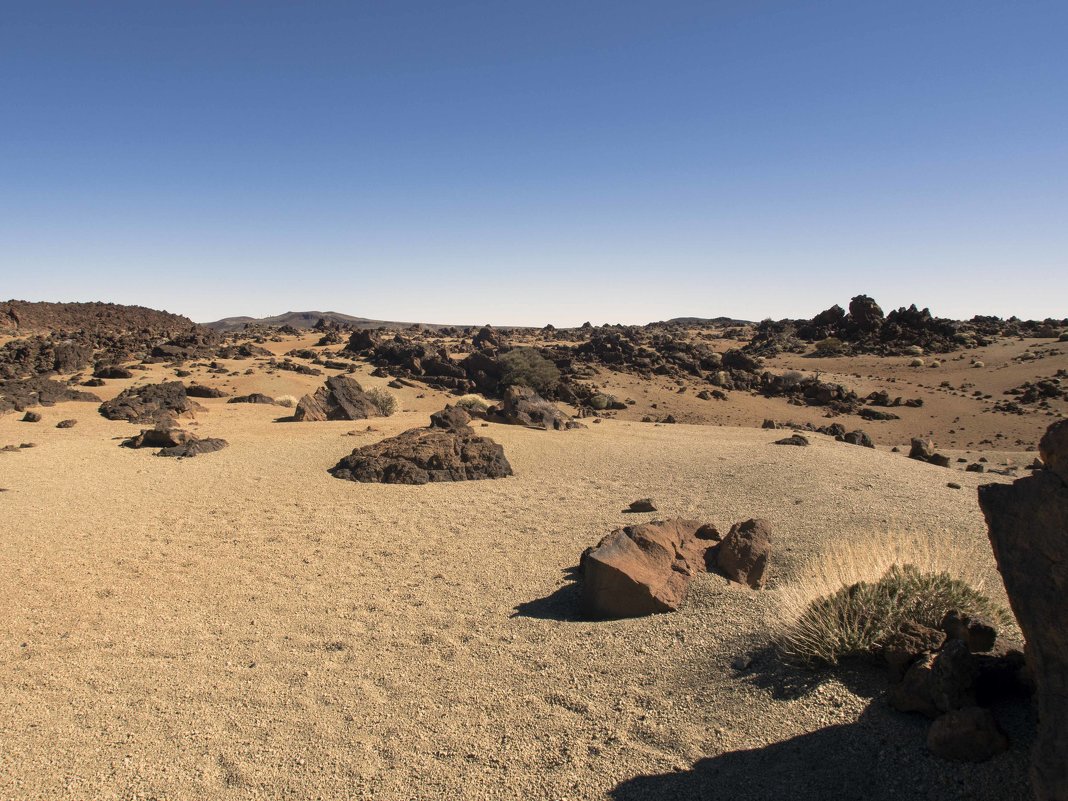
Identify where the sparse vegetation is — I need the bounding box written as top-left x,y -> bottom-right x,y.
498,348 -> 560,394
779,564 -> 1009,666
275,394 -> 297,408
366,387 -> 397,416
812,336 -> 847,356
455,394 -> 489,413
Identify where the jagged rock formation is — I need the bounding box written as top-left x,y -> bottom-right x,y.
979,419 -> 1068,800
293,376 -> 383,421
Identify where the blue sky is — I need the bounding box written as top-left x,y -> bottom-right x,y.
2,1 -> 1065,325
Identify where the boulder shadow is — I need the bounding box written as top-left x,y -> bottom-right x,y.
511,566 -> 585,621
609,698 -> 1033,801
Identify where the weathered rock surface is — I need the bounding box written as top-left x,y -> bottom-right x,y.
715,518 -> 772,589
0,377 -> 100,414
228,393 -> 277,405
428,404 -> 471,431
294,375 -> 382,422
98,381 -> 200,424
491,385 -> 582,430
329,414 -> 511,484
123,424 -> 228,457
979,423 -> 1068,801
581,519 -> 720,619
185,384 -> 229,398
889,639 -> 977,718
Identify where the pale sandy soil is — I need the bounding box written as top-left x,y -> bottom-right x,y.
0,360 -> 1037,800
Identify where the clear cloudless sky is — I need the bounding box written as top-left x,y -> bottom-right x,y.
1,1 -> 1066,325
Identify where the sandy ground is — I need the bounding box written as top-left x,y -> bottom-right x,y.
0,362 -> 1038,800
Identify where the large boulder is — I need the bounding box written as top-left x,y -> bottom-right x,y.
979,422 -> 1068,801
909,437 -> 951,468
581,519 -> 720,619
329,413 -> 511,484
98,381 -> 200,424
491,385 -> 583,430
293,375 -> 382,422
715,518 -> 772,589
848,294 -> 885,332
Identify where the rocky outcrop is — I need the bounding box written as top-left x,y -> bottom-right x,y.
293,375 -> 382,422
99,381 -> 201,424
490,385 -> 583,430
979,420 -> 1068,800
581,519 -> 720,619
329,412 -> 512,484
0,377 -> 100,414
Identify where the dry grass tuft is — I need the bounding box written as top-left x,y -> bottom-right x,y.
275,395 -> 298,408
366,387 -> 397,416
455,394 -> 490,413
774,530 -> 1011,666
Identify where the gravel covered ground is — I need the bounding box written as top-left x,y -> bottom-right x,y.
0,380 -> 1036,800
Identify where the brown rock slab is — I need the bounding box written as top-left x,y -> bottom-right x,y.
715,518 -> 772,589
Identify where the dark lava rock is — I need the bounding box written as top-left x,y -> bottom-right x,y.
0,377 -> 100,414
329,415 -> 511,484
228,393 -> 277,405
623,498 -> 658,513
490,385 -> 582,430
774,434 -> 809,446
293,375 -> 382,422
99,381 -> 200,424
55,419 -> 77,428
185,384 -> 229,398
123,424 -> 228,457
21,411 -> 41,423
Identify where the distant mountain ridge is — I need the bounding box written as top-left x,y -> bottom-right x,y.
201,310 -> 448,332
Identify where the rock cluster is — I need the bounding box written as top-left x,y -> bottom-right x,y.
580,517 -> 772,619
0,377 -> 100,414
122,423 -> 228,457
489,385 -> 583,430
99,381 -> 201,424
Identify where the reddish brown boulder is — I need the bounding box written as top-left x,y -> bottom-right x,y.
715,518 -> 772,589
927,706 -> 1008,762
581,518 -> 719,619
294,375 -> 382,422
979,421 -> 1068,801
889,639 -> 977,718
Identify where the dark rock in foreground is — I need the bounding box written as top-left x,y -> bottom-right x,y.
329,411 -> 511,484
979,421 -> 1068,801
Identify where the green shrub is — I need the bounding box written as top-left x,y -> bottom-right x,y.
498,348 -> 560,394
813,336 -> 846,356
779,564 -> 1010,667
366,387 -> 397,416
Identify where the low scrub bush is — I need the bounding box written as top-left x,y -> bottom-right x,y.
499,348 -> 560,394
455,394 -> 489,413
366,387 -> 397,416
779,564 -> 1010,666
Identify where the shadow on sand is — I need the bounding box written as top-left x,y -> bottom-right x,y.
511,566 -> 585,621
609,689 -> 1035,801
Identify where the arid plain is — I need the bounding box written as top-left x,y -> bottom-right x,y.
1,302 -> 1065,800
